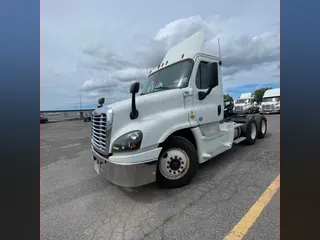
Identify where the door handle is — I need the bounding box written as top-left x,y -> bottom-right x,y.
218,105 -> 221,116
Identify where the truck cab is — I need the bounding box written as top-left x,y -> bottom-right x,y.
260,88 -> 280,114
91,30 -> 267,188
233,93 -> 258,114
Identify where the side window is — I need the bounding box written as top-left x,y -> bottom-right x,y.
196,61 -> 219,89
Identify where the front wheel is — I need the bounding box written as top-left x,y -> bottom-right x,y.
156,136 -> 199,189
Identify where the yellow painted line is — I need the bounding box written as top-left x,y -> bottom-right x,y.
224,174 -> 280,240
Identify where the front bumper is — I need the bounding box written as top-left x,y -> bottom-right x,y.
261,109 -> 280,114
92,147 -> 162,187
233,109 -> 249,114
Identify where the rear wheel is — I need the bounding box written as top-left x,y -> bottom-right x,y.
245,119 -> 258,145
257,116 -> 267,139
156,136 -> 199,189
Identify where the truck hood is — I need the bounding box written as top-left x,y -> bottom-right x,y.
109,89 -> 184,116
107,89 -> 188,142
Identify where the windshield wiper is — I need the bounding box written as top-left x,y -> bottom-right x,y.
154,86 -> 170,91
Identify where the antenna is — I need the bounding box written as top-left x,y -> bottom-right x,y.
218,38 -> 222,65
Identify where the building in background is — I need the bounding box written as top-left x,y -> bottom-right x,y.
40,109 -> 94,122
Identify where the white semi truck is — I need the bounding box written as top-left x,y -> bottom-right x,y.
91,30 -> 268,188
233,92 -> 258,114
260,88 -> 280,114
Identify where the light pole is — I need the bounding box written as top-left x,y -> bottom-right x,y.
80,95 -> 82,111
80,95 -> 83,118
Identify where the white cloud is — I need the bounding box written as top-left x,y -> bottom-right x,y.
112,68 -> 150,82
41,1 -> 278,110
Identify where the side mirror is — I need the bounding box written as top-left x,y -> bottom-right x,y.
129,82 -> 140,120
98,97 -> 105,105
130,82 -> 140,94
98,97 -> 105,108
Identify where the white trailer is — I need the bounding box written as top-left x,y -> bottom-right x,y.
90,30 -> 268,188
233,92 -> 258,114
260,88 -> 280,114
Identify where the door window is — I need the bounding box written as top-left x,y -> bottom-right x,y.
195,61 -> 219,89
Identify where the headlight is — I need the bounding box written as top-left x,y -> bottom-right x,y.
106,108 -> 113,127
112,131 -> 143,152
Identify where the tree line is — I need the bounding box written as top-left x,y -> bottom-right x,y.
224,87 -> 273,104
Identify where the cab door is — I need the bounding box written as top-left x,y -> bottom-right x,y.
189,55 -> 224,128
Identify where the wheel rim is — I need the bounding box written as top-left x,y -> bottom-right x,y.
261,120 -> 266,134
159,148 -> 190,180
251,123 -> 257,139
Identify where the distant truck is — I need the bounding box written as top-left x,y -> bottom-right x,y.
233,93 -> 259,114
40,114 -> 48,124
260,88 -> 280,114
90,30 -> 268,189
83,113 -> 92,122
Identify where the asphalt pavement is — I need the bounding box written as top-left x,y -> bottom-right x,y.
41,114 -> 280,240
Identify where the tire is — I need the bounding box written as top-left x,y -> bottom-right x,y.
245,118 -> 258,145
257,116 -> 267,139
156,136 -> 199,189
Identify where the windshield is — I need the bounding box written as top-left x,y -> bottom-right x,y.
236,99 -> 248,104
263,96 -> 280,102
142,59 -> 193,94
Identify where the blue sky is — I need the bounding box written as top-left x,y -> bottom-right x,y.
41,0 -> 278,110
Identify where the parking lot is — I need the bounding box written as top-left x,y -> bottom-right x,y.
41,115 -> 279,240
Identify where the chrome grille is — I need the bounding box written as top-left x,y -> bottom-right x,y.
263,104 -> 273,111
235,106 -> 243,111
91,113 -> 111,154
